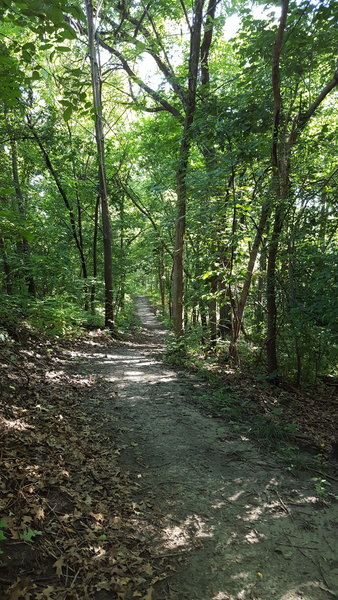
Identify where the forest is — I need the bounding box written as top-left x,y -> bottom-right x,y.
0,1 -> 338,599
0,0 -> 337,383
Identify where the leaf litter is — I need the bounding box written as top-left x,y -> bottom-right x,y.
1,302 -> 338,600
0,334 -> 168,599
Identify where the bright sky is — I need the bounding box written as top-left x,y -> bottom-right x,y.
137,3 -> 280,88
101,4 -> 280,91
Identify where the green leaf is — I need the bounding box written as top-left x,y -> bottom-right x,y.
57,46 -> 71,52
63,106 -> 72,122
45,6 -> 64,26
67,4 -> 86,21
59,23 -> 77,40
20,528 -> 42,542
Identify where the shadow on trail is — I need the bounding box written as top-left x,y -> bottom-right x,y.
78,297 -> 338,600
1,296 -> 336,600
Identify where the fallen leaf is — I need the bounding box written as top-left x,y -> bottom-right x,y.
6,577 -> 31,600
142,563 -> 154,576
36,586 -> 55,599
53,556 -> 65,577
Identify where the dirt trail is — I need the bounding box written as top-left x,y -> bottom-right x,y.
84,296 -> 337,600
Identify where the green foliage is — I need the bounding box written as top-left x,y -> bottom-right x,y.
311,477 -> 331,497
115,297 -> 141,332
20,528 -> 42,542
249,417 -> 297,450
164,339 -> 188,366
0,0 -> 337,385
0,293 -> 87,338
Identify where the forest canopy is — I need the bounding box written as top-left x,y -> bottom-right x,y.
0,0 -> 337,384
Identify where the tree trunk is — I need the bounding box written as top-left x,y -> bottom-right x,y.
86,0 -> 115,331
28,120 -> 89,299
0,237 -> 12,294
266,204 -> 284,377
67,123 -> 89,310
172,0 -> 205,337
118,194 -> 126,313
199,299 -> 208,344
209,274 -> 218,348
90,194 -> 100,314
265,0 -> 289,381
255,242 -> 267,330
218,276 -> 231,339
6,116 -> 36,297
229,199 -> 271,359
157,244 -> 165,315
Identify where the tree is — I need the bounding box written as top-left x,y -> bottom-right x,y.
86,0 -> 115,330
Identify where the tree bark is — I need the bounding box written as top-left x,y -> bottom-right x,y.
27,120 -> 89,297
90,194 -> 100,314
86,0 -> 115,330
172,0 -> 205,337
208,273 -> 218,347
6,115 -> 36,297
0,237 -> 12,295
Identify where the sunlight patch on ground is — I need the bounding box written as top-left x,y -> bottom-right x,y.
161,514 -> 214,549
279,584 -> 318,600
161,524 -> 190,549
227,490 -> 246,502
2,417 -> 32,430
45,369 -> 63,378
244,529 -> 265,544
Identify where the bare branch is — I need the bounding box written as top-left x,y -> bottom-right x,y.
99,38 -> 184,122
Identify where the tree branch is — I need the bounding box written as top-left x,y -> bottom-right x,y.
98,38 -> 184,122
299,68 -> 338,130
200,0 -> 217,89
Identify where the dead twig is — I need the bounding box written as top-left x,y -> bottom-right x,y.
272,489 -> 292,517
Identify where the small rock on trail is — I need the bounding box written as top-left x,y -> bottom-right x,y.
86,296 -> 338,600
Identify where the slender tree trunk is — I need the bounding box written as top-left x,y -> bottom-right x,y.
265,0 -> 289,380
6,117 -> 36,297
67,123 -> 89,310
0,238 -> 12,294
209,274 -> 218,348
27,120 -> 89,298
86,0 -> 115,330
266,204 -> 284,377
229,199 -> 271,359
90,194 -> 100,314
172,0 -> 205,337
118,194 -> 126,312
218,276 -> 231,339
255,241 -> 267,330
199,299 -> 208,344
287,239 -> 301,385
157,244 -> 165,315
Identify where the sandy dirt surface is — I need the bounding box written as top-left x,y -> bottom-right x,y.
81,296 -> 338,600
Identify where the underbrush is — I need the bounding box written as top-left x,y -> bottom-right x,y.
164,332 -> 337,470
0,293 -> 141,341
0,293 -> 89,339
116,296 -> 142,331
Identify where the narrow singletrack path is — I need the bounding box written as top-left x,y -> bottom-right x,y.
83,297 -> 338,600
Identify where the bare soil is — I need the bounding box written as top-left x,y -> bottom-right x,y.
83,296 -> 338,600
1,295 -> 337,600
